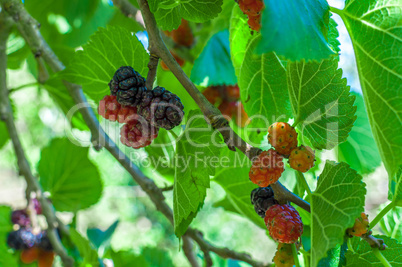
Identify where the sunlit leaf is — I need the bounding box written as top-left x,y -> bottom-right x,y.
311,161 -> 366,266
339,0 -> 402,178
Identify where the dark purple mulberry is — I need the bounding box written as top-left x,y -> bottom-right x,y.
138,86 -> 184,130
109,66 -> 146,107
7,229 -> 36,250
250,186 -> 277,218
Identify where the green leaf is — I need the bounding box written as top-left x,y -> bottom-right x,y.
213,148 -> 266,229
25,0 -> 108,48
328,16 -> 341,54
70,228 -> 100,267
346,235 -> 402,266
6,32 -> 29,70
87,220 -> 119,250
257,0 -> 335,61
149,0 -> 223,31
229,5 -> 252,77
287,58 -> 357,150
239,36 -> 291,130
0,244 -> 18,267
110,250 -> 148,267
317,244 -> 341,267
0,122 -> 9,150
311,161 -> 366,266
388,166 -> 402,206
380,206 -> 402,241
38,138 -> 103,212
144,129 -> 176,182
63,26 -> 148,103
339,0 -> 402,178
173,110 -> 221,237
337,93 -> 381,174
190,30 -> 237,87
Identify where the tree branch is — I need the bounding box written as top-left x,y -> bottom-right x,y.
146,53 -> 159,90
186,229 -> 270,267
134,0 -> 311,213
0,10 -> 74,267
0,1 -> 267,266
182,235 -> 200,267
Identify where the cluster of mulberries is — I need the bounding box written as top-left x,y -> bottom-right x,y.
7,203 -> 56,267
202,84 -> 249,127
268,122 -> 316,172
238,0 -> 264,31
249,122 -> 315,188
161,19 -> 194,71
247,122 -> 314,247
99,66 -> 184,149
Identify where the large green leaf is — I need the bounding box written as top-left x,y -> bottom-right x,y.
380,206 -> 402,241
173,110 -> 221,237
346,235 -> 402,266
239,36 -> 291,130
0,122 -> 9,150
63,26 -> 148,103
287,58 -> 357,150
229,5 -> 252,77
70,228 -> 100,267
38,138 -> 103,212
148,0 -> 223,31
337,93 -> 381,174
190,30 -> 237,86
311,161 -> 366,266
338,0 -> 402,178
256,0 -> 335,61
213,148 -> 265,229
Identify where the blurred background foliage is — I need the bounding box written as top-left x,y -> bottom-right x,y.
0,0 -> 392,266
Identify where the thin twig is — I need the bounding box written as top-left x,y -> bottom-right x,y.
199,243 -> 214,267
361,231 -> 386,250
186,229 -> 270,267
146,53 -> 159,90
0,10 -> 74,267
111,0 -> 145,28
136,0 -> 310,213
0,1 -> 267,266
183,235 -> 201,267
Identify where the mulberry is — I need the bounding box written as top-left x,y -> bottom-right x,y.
138,86 -> 184,130
109,66 -> 146,106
